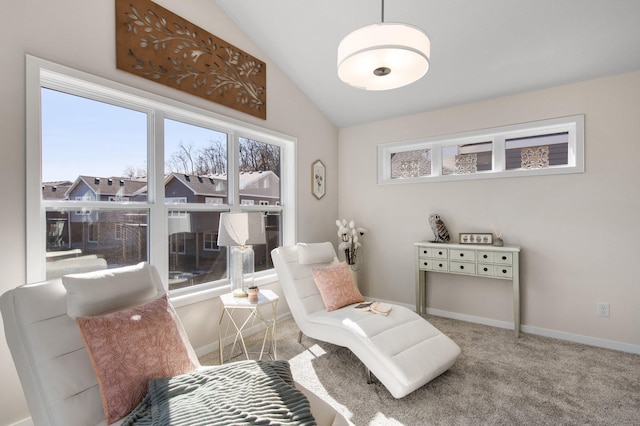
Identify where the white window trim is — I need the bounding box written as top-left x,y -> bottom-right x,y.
26,55 -> 297,301
377,114 -> 584,184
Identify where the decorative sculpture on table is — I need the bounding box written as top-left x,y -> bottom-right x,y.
429,213 -> 450,243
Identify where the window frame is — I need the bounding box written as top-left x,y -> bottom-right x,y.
26,55 -> 296,303
377,115 -> 584,184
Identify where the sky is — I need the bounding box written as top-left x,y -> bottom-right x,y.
41,88 -> 226,182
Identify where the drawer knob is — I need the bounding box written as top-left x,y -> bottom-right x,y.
502,269 -> 507,274
438,251 -> 443,255
502,256 -> 507,260
483,267 -> 488,272
438,263 -> 443,268
423,262 -> 428,266
460,265 -> 464,270
459,253 -> 464,257
483,254 -> 488,259
423,250 -> 427,254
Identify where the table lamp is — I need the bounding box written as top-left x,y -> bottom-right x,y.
217,212 -> 266,297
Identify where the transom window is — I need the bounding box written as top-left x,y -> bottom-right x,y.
378,115 -> 584,184
26,56 -> 296,297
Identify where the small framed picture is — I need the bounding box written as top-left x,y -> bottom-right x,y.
311,160 -> 326,199
459,233 -> 493,245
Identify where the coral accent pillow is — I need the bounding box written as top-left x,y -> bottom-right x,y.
312,261 -> 364,311
76,294 -> 197,424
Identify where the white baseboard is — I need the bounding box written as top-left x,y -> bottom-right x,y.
520,324 -> 640,355
426,307 -> 515,331
365,297 -> 640,355
197,302 -> 640,357
425,307 -> 640,355
9,418 -> 33,426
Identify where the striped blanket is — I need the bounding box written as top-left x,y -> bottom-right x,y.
122,360 -> 316,426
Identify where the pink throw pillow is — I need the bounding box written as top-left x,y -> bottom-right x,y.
312,261 -> 364,311
76,294 -> 197,424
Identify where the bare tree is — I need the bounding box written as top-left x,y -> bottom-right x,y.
239,138 -> 280,176
165,138 -> 279,177
167,142 -> 196,174
196,141 -> 227,175
123,166 -> 146,179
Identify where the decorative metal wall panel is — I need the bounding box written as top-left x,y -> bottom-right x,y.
521,145 -> 549,169
454,153 -> 477,174
116,0 -> 266,119
390,149 -> 431,178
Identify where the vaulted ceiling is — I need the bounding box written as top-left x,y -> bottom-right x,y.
216,0 -> 640,128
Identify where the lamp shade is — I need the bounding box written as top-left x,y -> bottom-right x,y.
217,212 -> 266,247
337,22 -> 430,91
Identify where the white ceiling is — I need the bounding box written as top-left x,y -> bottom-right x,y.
215,0 -> 640,128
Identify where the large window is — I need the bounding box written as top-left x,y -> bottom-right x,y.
378,115 -> 584,184
27,56 -> 295,299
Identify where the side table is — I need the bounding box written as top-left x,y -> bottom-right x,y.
218,288 -> 279,364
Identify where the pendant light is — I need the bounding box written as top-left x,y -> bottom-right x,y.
337,0 -> 431,91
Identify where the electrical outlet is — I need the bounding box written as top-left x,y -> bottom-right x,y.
597,303 -> 610,317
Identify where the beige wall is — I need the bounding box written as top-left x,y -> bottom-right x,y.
338,70 -> 640,349
0,1 -> 338,424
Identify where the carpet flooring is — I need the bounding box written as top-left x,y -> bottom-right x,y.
200,315 -> 640,425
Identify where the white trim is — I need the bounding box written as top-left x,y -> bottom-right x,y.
369,297 -> 640,355
520,324 -> 640,355
378,114 -> 584,184
425,307 -> 640,355
7,418 -> 33,426
26,55 -> 296,301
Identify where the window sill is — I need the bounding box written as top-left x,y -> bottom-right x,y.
169,270 -> 279,308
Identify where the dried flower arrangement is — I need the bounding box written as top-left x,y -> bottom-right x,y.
335,219 -> 367,267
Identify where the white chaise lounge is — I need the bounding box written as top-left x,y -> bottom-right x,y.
272,242 -> 461,399
1,262 -> 350,426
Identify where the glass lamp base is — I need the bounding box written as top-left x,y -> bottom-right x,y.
230,245 -> 255,296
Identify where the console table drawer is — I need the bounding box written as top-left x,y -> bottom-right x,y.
478,264 -> 494,276
449,249 -> 476,261
433,260 -> 448,271
419,258 -> 433,270
449,261 -> 476,274
477,251 -> 494,262
418,247 -> 448,259
495,266 -> 513,278
495,253 -> 513,264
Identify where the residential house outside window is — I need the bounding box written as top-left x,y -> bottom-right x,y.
26,56 -> 295,298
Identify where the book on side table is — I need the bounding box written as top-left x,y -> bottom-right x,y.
354,301 -> 392,315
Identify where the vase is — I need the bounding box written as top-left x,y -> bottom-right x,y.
247,286 -> 259,302
350,267 -> 358,288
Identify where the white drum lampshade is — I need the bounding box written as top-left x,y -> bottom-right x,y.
337,22 -> 430,91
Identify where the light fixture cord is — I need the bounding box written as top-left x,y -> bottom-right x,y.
381,0 -> 385,23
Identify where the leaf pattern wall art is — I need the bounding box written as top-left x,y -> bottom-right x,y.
116,0 -> 266,119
